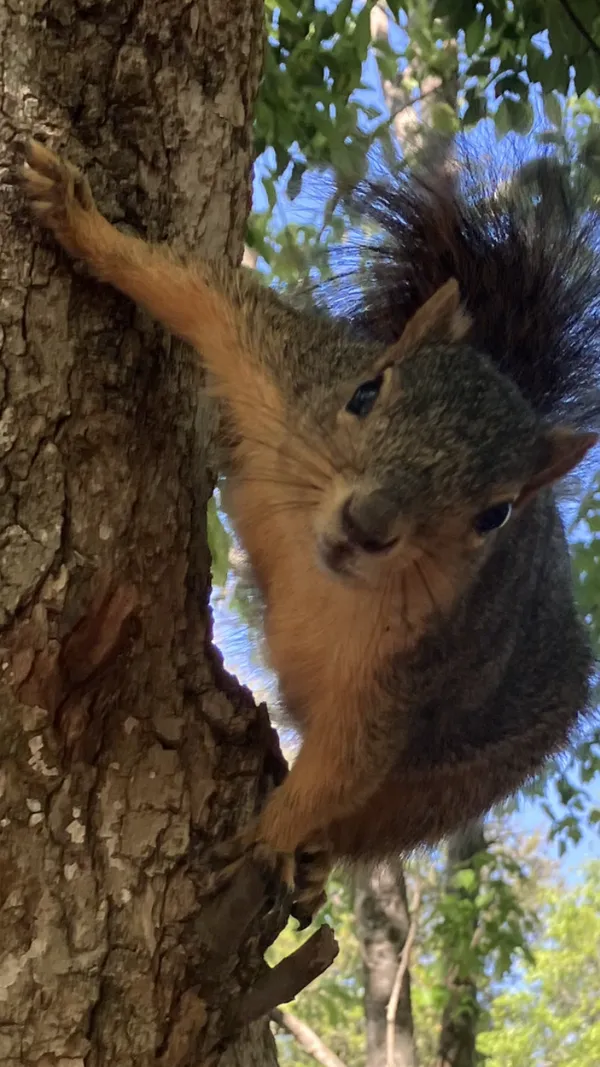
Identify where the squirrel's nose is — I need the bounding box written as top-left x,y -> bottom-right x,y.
341,495 -> 398,554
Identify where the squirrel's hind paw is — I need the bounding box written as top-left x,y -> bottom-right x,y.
213,822 -> 330,927
290,839 -> 331,930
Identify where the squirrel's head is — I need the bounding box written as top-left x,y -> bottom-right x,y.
305,280 -> 596,612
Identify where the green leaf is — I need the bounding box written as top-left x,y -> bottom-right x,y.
463,94 -> 486,126
353,1 -> 373,57
528,47 -> 570,94
288,160 -> 306,200
537,129 -> 566,148
543,91 -> 563,128
494,98 -> 513,137
207,495 -> 231,588
497,96 -> 534,134
495,73 -> 527,98
527,44 -> 548,85
432,0 -> 457,17
430,100 -> 460,134
465,17 -> 486,56
574,52 -> 598,95
469,58 -> 492,77
453,869 -> 478,892
332,0 -> 353,34
377,51 -> 400,83
547,0 -> 582,56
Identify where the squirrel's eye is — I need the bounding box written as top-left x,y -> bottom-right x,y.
473,501 -> 513,536
346,374 -> 383,417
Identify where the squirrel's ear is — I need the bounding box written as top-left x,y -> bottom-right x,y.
385,278 -> 472,362
516,428 -> 598,507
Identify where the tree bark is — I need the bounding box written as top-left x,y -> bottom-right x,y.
0,2 -> 290,1065
436,822 -> 487,1067
355,861 -> 418,1067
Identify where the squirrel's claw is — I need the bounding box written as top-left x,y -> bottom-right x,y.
290,839 -> 331,929
252,841 -> 296,899
238,818 -> 296,898
291,891 -> 328,931
21,139 -> 96,253
210,819 -> 295,906
23,139 -> 94,207
214,820 -> 330,926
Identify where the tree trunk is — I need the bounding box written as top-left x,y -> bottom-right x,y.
0,3 -> 289,1065
355,861 -> 418,1067
436,822 -> 487,1067
371,0 -> 457,148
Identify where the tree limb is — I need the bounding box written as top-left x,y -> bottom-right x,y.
386,885 -> 421,1067
238,924 -> 339,1027
271,1007 -> 349,1067
557,0 -> 600,60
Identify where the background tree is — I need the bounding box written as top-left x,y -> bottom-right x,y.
479,861 -> 600,1067
354,860 -> 418,1067
261,821 -> 555,1067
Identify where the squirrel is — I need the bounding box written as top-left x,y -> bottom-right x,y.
21,138 -> 599,928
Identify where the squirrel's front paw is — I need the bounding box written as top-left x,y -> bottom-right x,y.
21,139 -> 96,255
236,817 -> 297,897
253,789 -> 332,926
214,818 -> 329,927
213,788 -> 332,927
252,811 -> 331,928
246,833 -> 330,928
212,818 -> 296,905
252,840 -> 296,899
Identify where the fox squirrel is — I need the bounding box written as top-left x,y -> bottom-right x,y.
21,139 -> 598,927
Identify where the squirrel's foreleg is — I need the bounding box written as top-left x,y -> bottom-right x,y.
255,697 -> 397,856
21,140 -> 256,399
238,711 -> 395,926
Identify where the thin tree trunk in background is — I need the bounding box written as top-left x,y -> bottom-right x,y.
355,860 -> 418,1067
371,0 -> 458,146
436,822 -> 487,1067
0,3 -> 288,1065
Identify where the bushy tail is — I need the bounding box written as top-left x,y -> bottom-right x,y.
320,137 -> 600,426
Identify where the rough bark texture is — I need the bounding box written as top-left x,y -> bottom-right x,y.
355,862 -> 417,1067
0,2 -> 287,1065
